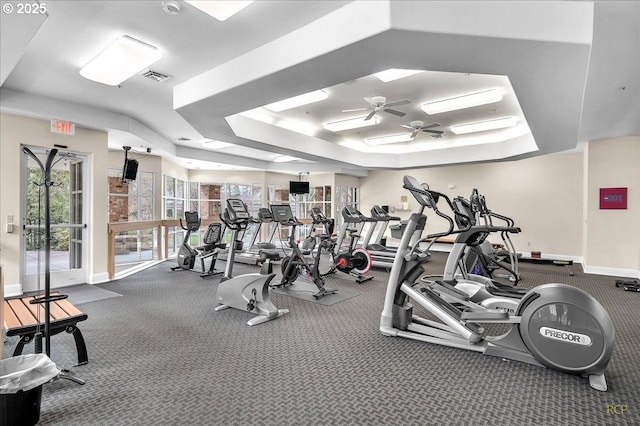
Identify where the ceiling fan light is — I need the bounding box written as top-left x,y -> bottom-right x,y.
79,36 -> 161,86
421,88 -> 503,114
323,116 -> 380,132
264,90 -> 329,112
185,0 -> 254,21
364,133 -> 414,145
373,68 -> 422,82
450,117 -> 517,135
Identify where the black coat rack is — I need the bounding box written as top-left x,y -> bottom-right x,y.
23,147 -> 84,385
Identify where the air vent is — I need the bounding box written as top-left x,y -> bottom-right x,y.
140,69 -> 172,82
177,137 -> 191,141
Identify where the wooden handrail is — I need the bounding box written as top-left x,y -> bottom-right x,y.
107,219 -> 222,280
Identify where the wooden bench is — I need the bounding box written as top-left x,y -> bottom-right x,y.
3,293 -> 89,365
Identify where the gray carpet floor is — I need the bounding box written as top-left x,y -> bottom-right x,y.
4,253 -> 639,425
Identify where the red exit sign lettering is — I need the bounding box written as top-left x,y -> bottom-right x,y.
51,119 -> 75,136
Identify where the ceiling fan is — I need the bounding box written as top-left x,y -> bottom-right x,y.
401,120 -> 444,139
343,96 -> 411,121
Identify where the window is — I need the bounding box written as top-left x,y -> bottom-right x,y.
108,169 -> 154,222
163,175 -> 187,254
108,168 -> 157,268
336,185 -> 359,228
298,185 -> 332,219
187,182 -> 262,246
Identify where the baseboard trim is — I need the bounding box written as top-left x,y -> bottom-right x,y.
114,259 -> 166,281
4,283 -> 22,298
89,272 -> 110,284
583,265 -> 640,279
519,253 -> 583,263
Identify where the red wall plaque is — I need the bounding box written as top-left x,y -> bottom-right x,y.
599,187 -> 627,210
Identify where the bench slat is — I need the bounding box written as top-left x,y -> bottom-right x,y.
3,303 -> 23,329
24,296 -> 48,322
56,299 -> 84,317
7,298 -> 38,327
48,301 -> 69,320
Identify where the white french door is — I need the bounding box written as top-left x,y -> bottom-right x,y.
21,146 -> 88,292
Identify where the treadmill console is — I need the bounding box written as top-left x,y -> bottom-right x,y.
270,204 -> 295,224
342,206 -> 366,222
257,207 -> 274,222
370,205 -> 400,221
226,198 -> 251,223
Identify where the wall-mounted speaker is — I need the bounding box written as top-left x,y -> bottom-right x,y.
124,159 -> 138,180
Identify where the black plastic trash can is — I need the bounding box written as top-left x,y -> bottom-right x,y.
0,354 -> 59,426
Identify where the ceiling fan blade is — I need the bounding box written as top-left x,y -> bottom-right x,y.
364,110 -> 377,121
421,123 -> 441,130
383,108 -> 406,117
411,129 -> 419,139
384,99 -> 411,108
400,124 -> 413,129
423,129 -> 444,135
342,108 -> 368,113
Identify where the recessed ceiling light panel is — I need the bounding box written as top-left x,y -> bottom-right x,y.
323,116 -> 380,132
364,133 -> 413,145
79,36 -> 161,86
202,140 -> 233,149
264,90 -> 329,112
422,88 -> 503,114
373,68 -> 422,82
273,155 -> 298,163
450,117 -> 517,135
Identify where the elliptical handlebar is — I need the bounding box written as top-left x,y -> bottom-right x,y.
402,175 -> 476,248
470,188 -> 516,227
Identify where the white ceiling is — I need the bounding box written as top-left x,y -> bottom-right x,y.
1,1 -> 638,176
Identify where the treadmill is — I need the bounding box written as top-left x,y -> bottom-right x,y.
335,206 -> 395,269
362,205 -> 401,254
234,207 -> 281,265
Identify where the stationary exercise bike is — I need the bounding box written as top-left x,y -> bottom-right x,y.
214,199 -> 288,326
171,211 -> 225,277
171,211 -> 201,271
380,175 -> 615,391
270,204 -> 337,299
309,207 -> 373,284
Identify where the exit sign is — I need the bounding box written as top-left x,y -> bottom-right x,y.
51,119 -> 75,136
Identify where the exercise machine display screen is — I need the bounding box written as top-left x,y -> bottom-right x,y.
270,204 -> 294,223
226,198 -> 250,222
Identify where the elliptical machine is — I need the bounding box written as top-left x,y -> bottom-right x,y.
214,199 -> 288,326
380,176 -> 615,391
453,189 -> 521,284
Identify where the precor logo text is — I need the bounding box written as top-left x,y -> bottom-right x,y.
539,327 -> 592,346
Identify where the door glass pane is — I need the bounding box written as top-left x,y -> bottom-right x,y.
24,149 -> 85,276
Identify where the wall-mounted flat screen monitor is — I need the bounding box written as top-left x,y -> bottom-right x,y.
289,181 -> 310,194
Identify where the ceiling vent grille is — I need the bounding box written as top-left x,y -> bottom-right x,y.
140,69 -> 172,82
